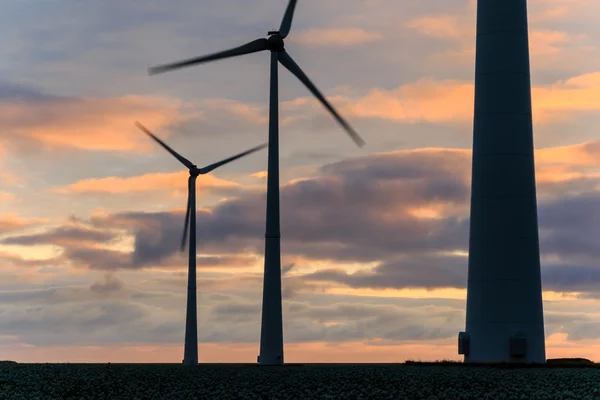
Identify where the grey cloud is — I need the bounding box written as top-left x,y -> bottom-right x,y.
211,303 -> 261,325
65,246 -> 262,272
562,321 -> 600,341
197,255 -> 259,268
101,206 -> 265,268
89,273 -> 125,296
95,150 -> 472,269
302,255 -> 600,295
541,305 -> 600,341
321,148 -> 470,181
537,176 -> 600,198
0,301 -> 153,346
25,148 -> 592,298
1,273 -> 599,348
0,282 -> 185,346
282,274 -> 323,300
11,148 -> 600,299
0,81 -> 59,102
1,225 -> 118,246
282,263 -> 295,275
200,293 -> 600,344
148,270 -> 317,302
200,293 -> 467,344
304,253 -> 469,291
542,263 -> 600,293
0,288 -> 65,305
538,192 -> 600,260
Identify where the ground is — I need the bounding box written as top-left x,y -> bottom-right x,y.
0,363 -> 599,399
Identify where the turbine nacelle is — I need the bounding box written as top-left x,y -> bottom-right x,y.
266,34 -> 285,52
189,166 -> 201,176
190,166 -> 218,176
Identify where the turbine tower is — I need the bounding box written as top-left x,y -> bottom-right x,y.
135,121 -> 267,366
147,0 -> 365,365
458,0 -> 546,363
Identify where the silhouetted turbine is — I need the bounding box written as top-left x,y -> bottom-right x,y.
147,0 -> 365,365
135,121 -> 267,366
458,0 -> 546,363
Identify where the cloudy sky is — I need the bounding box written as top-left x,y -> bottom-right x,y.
1,0 -> 599,363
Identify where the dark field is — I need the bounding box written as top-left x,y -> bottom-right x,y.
1,362 -> 600,399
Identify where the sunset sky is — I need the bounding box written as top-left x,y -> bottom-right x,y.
1,0 -> 600,363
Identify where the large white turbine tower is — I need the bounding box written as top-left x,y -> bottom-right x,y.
135,122 -> 267,366
146,0 -> 365,365
458,0 -> 546,363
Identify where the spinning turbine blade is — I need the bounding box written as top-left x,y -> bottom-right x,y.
135,121 -> 195,169
278,51 -> 365,148
279,0 -> 298,39
148,39 -> 269,75
181,180 -> 193,252
199,143 -> 268,174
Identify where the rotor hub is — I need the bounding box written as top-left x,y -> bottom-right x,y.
190,167 -> 200,177
267,34 -> 285,52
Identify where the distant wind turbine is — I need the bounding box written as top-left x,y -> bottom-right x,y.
147,0 -> 365,366
135,121 -> 267,366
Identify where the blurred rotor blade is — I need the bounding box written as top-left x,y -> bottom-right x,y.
278,51 -> 365,148
279,0 -> 298,38
135,121 -> 195,169
148,38 -> 269,75
180,179 -> 193,253
198,143 -> 268,174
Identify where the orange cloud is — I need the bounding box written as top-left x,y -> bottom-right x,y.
406,16 -> 467,40
53,171 -> 240,195
335,71 -> 600,124
530,0 -> 596,23
406,9 -> 590,64
344,78 -> 473,123
533,141 -> 600,190
251,170 -> 268,179
531,6 -> 569,23
197,98 -> 267,125
0,192 -> 14,202
0,213 -> 50,234
291,28 -> 383,46
536,140 -> 600,167
534,72 -> 600,119
535,166 -> 600,186
0,142 -> 21,185
0,95 -> 185,151
0,169 -> 19,185
529,30 -> 579,56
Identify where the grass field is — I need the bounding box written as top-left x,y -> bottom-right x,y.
1,362 -> 599,399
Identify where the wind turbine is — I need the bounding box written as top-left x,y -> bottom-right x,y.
458,0 -> 546,363
135,121 -> 267,366
147,0 -> 365,366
